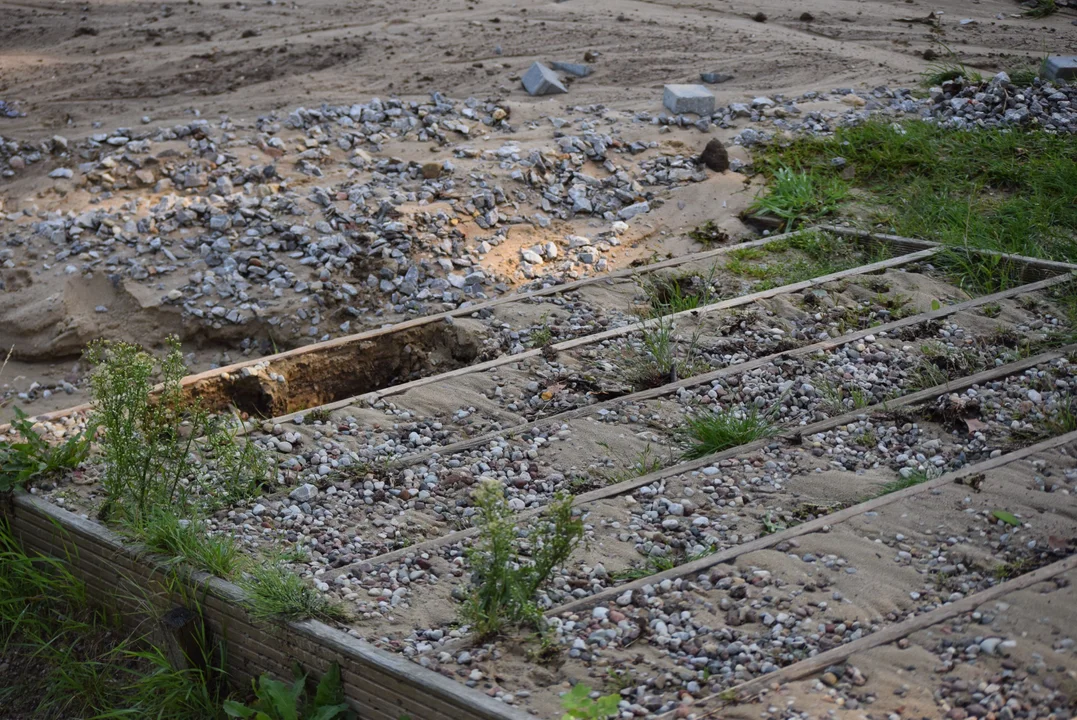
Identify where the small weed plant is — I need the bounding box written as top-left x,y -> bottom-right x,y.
87,338 -> 273,525
462,480 -> 584,638
0,407 -> 93,492
625,316 -> 707,390
88,337 -> 204,525
204,414 -> 274,507
529,324 -> 555,348
688,220 -> 729,245
682,407 -> 776,459
224,662 -> 354,720
760,511 -> 787,536
602,444 -> 668,485
305,408 -> 332,424
560,684 -> 620,720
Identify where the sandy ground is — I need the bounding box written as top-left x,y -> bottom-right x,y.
1,0 -> 1074,420
1,0 -> 1069,134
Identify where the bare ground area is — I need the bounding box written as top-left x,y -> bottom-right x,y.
1,0 -> 1069,131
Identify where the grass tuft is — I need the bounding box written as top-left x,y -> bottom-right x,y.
873,469 -> 935,498
602,444 -> 668,485
681,407 -> 776,459
241,564 -> 348,623
746,166 -> 848,228
935,247 -> 1025,296
0,521 -> 225,719
640,271 -> 716,316
139,511 -> 243,579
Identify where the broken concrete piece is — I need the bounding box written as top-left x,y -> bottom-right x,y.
551,61 -> 593,77
663,84 -> 715,116
1043,56 -> 1077,82
522,62 -> 567,96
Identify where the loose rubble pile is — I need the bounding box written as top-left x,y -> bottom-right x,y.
0,94 -> 712,366
928,72 -> 1077,133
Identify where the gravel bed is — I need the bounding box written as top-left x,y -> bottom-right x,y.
730,572 -> 1077,720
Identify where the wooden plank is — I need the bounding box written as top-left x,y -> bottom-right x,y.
331,277 -> 1076,575
1,228 -> 819,433
672,554 -> 1077,716
269,248 -> 940,423
548,428 -> 1077,617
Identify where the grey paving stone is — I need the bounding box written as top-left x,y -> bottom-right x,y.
1043,56 -> 1077,82
663,84 -> 715,115
551,61 -> 593,78
522,62 -> 567,96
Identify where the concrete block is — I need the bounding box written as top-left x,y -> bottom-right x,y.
522,62 -> 567,96
1042,56 -> 1077,82
551,61 -> 593,77
663,84 -> 716,116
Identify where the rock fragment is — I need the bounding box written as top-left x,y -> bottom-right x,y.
699,138 -> 729,172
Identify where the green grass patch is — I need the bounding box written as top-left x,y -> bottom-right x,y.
935,247 -> 1026,295
681,407 -> 776,459
746,166 -> 848,228
753,121 -> 1077,263
724,230 -> 866,289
